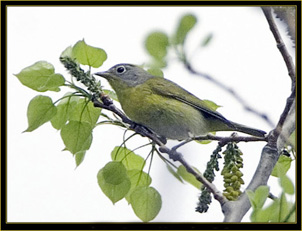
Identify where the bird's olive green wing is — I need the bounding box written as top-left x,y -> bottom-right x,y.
147,77 -> 234,127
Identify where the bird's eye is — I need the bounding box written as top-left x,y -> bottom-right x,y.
116,66 -> 126,74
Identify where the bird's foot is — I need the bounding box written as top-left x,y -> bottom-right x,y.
172,138 -> 193,151
131,123 -> 167,145
159,145 -> 183,161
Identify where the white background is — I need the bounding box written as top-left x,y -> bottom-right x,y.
7,6 -> 295,222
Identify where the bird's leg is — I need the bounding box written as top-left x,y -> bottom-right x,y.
171,138 -> 193,152
159,145 -> 184,162
131,122 -> 167,145
160,138 -> 193,161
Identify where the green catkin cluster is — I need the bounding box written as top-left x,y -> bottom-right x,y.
221,142 -> 244,201
196,145 -> 222,213
60,56 -> 102,96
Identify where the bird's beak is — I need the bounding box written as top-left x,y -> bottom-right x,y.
94,71 -> 111,79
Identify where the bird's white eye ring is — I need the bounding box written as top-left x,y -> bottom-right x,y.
116,66 -> 126,74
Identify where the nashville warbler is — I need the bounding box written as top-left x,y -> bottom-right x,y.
95,64 -> 266,140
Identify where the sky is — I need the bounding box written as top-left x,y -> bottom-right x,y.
7,6 -> 295,223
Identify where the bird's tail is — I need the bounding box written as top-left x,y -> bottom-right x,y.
231,122 -> 266,137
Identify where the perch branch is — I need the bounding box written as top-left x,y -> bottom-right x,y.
194,133 -> 267,147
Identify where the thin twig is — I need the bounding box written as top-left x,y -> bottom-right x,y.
194,133 -> 268,147
262,7 -> 296,91
268,192 -> 278,200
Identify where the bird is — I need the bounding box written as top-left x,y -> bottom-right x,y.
95,64 -> 266,141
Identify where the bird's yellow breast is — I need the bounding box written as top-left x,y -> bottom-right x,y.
115,82 -> 210,140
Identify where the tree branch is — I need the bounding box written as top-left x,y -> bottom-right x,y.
194,133 -> 267,147
222,6 -> 296,222
262,7 -> 296,91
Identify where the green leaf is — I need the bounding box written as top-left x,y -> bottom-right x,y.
97,161 -> 131,204
279,192 -> 289,222
258,198 -> 280,222
69,98 -> 101,126
246,190 -> 256,209
51,93 -> 79,130
195,132 -> 216,145
252,185 -> 270,208
195,140 -> 212,145
166,164 -> 184,183
246,185 -> 269,209
257,196 -> 292,222
271,155 -> 292,177
177,165 -> 202,189
283,204 -> 296,222
250,208 -> 270,222
147,68 -> 164,77
111,146 -> 145,170
203,99 -> 220,111
173,14 -> 197,45
145,32 -> 169,60
267,194 -> 294,222
125,169 -> 152,202
250,193 -> 295,222
15,61 -> 65,92
149,59 -> 167,68
130,186 -> 161,222
103,89 -> 119,102
60,121 -> 92,154
25,95 -> 57,132
72,39 -> 107,68
279,175 -> 295,195
201,33 -> 213,47
60,46 -> 73,59
51,104 -> 69,130
251,201 -> 281,222
102,161 -> 129,185
75,150 -> 86,167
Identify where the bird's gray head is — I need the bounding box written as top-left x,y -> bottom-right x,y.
94,63 -> 155,87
